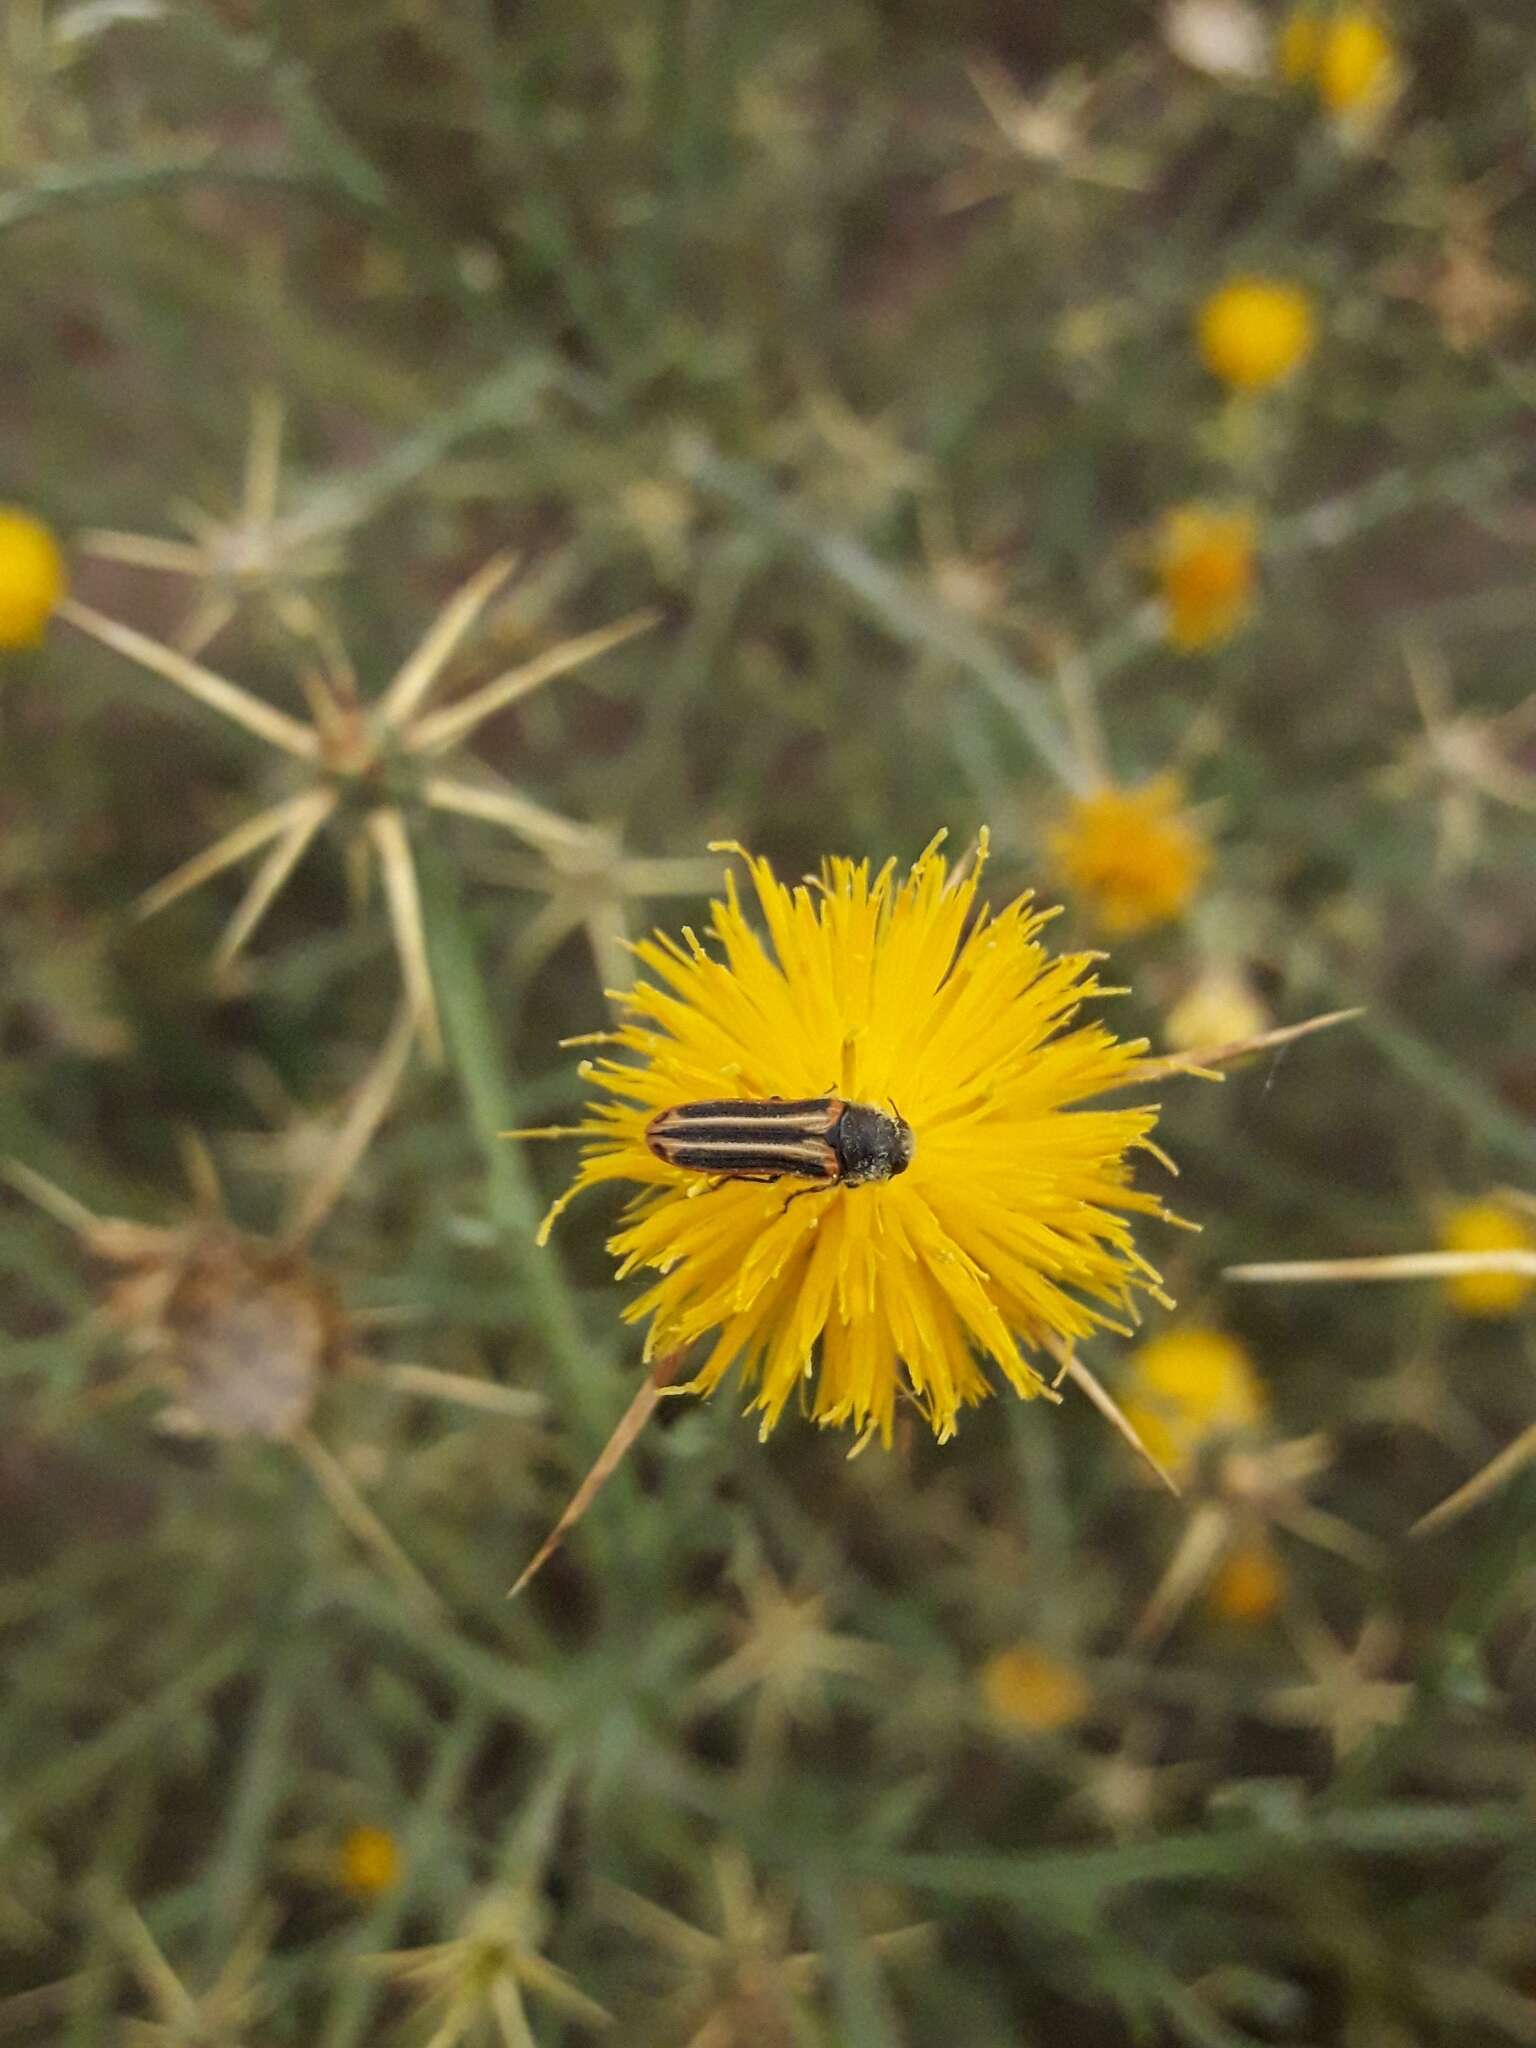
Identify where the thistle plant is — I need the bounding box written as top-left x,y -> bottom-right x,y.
78,390 -> 345,656
7,4 -> 1536,2044
3,1007 -> 539,1621
61,557 -> 658,1051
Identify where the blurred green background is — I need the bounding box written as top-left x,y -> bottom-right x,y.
4,1 -> 1536,2042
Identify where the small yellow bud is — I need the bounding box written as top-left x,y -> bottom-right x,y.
980,1645 -> 1093,1736
1439,1200 -> 1536,1318
1121,1326 -> 1267,1481
1208,1541 -> 1285,1622
1050,777 -> 1210,936
1158,505 -> 1258,651
0,507 -> 65,648
1165,966 -> 1269,1055
1197,278 -> 1316,391
1316,13 -> 1397,113
337,1824 -> 402,1897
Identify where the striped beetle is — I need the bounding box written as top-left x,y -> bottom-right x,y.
645,1095 -> 914,1196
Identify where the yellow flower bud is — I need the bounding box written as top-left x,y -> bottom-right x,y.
1165,966 -> 1269,1054
980,1644 -> 1093,1735
1120,1326 -> 1267,1481
1208,1541 -> 1285,1622
1439,1200 -> 1536,1318
1316,13 -> 1397,113
337,1824 -> 402,1897
1197,278 -> 1316,391
1049,777 -> 1210,936
1158,505 -> 1258,651
0,507 -> 64,648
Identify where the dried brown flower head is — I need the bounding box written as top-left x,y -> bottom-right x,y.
97,1217 -> 350,1441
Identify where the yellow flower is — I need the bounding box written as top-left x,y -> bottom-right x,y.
1120,1325 -> 1266,1481
1158,505 -> 1258,651
526,834 -> 1175,1444
0,507 -> 64,648
1165,965 -> 1269,1054
1284,9 -> 1398,113
1317,13 -> 1397,112
1439,1199 -> 1536,1318
338,1824 -> 401,1897
1208,1540 -> 1285,1623
980,1644 -> 1092,1735
1196,278 -> 1316,391
1049,777 -> 1210,936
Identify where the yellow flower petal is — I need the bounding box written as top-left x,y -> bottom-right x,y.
527,836 -> 1176,1443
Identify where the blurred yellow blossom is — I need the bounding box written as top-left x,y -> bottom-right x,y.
1317,14 -> 1398,112
1439,1200 -> 1536,1318
1197,277 -> 1316,390
1165,965 -> 1269,1053
980,1644 -> 1092,1735
1158,505 -> 1258,651
1050,778 -> 1210,935
0,507 -> 65,648
1283,9 -> 1399,115
1120,1325 -> 1267,1480
1208,1539 -> 1285,1622
338,1825 -> 402,1898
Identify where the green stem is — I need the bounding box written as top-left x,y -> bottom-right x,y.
0,152 -> 321,237
803,1871 -> 905,2048
62,1768 -> 157,2048
838,1802 -> 1523,1915
317,1705 -> 491,2048
287,356 -> 607,549
416,835 -> 608,1422
675,436 -> 1083,791
9,1638 -> 250,1836
204,1633 -> 305,1958
1350,1004 -> 1536,1173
